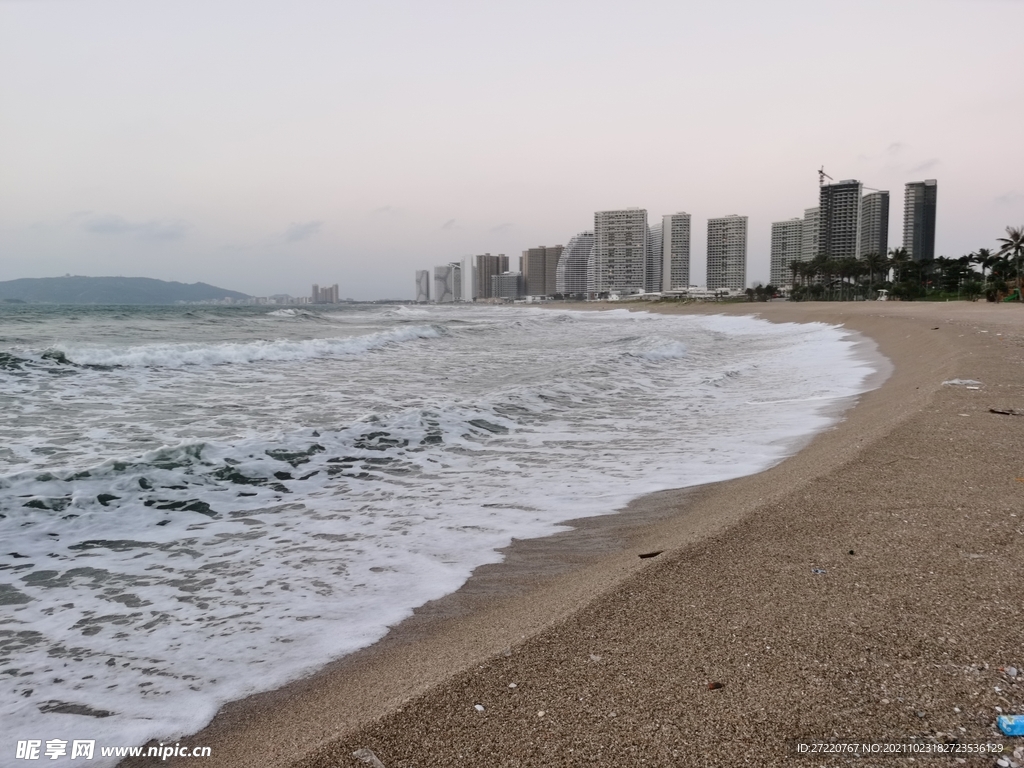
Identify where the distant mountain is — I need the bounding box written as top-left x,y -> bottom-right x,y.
0,276 -> 250,305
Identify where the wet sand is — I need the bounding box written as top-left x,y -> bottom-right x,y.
149,302 -> 1024,768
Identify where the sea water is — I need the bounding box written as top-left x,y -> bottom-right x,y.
0,303 -> 878,763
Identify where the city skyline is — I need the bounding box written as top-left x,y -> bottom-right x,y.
2,1 -> 1021,300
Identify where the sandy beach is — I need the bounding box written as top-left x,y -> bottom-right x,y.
143,301 -> 1024,768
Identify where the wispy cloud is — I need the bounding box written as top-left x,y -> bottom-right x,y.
908,158 -> 940,174
81,214 -> 187,241
441,218 -> 457,230
284,221 -> 323,242
370,205 -> 403,218
490,222 -> 514,233
995,191 -> 1024,205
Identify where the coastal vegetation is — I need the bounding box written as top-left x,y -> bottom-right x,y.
788,225 -> 1024,302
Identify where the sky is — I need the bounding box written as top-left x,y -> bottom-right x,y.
2,0 -> 1022,299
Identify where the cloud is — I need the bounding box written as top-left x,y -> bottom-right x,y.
284,220 -> 323,242
490,222 -> 514,233
908,158 -> 940,174
886,142 -> 904,155
441,219 -> 457,230
994,191 -> 1024,206
370,205 -> 403,218
81,214 -> 187,241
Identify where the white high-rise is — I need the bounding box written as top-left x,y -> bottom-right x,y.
770,218 -> 803,287
556,231 -> 595,297
706,215 -> 747,291
414,270 -> 430,302
434,263 -> 461,303
801,207 -> 820,262
593,208 -> 648,295
646,222 -> 663,293
661,213 -> 691,291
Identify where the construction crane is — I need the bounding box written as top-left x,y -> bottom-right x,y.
818,166 -> 833,186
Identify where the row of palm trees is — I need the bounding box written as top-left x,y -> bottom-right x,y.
787,225 -> 1024,302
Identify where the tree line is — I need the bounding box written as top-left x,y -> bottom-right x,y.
787,225 -> 1023,302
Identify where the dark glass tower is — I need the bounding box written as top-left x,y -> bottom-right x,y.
903,180 -> 937,262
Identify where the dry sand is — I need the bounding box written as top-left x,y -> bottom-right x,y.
144,302 -> 1024,768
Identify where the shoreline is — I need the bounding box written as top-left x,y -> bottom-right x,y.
147,302 -> 1024,768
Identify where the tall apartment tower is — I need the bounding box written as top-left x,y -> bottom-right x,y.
661,213 -> 692,291
770,219 -> 804,287
433,263 -> 461,303
593,208 -> 648,295
556,231 -> 595,297
859,191 -> 890,259
521,246 -> 563,296
473,253 -> 509,299
818,179 -> 863,260
706,215 -> 748,291
311,284 -> 339,303
415,270 -> 431,302
800,207 -> 820,263
492,272 -> 523,300
903,180 -> 937,262
646,222 -> 663,293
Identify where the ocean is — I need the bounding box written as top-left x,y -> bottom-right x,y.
0,303 -> 879,763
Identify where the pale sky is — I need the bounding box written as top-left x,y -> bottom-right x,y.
2,0 -> 1022,299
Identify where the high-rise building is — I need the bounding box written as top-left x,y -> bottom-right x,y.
593,208 -> 648,295
860,191 -> 890,259
461,256 -> 476,302
706,215 -> 748,291
818,179 -> 863,260
661,213 -> 691,291
415,270 -> 430,302
311,283 -> 339,303
903,179 -> 937,262
800,207 -> 820,263
545,246 -> 562,296
556,231 -> 595,297
646,222 -> 663,293
521,246 -> 563,296
474,253 -> 509,299
433,263 -> 461,303
770,218 -> 804,287
492,272 -> 523,300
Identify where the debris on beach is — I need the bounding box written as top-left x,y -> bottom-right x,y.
474,704 -> 485,712
638,550 -> 663,559
943,378 -> 983,387
707,682 -> 724,690
990,408 -> 1024,417
998,715 -> 1024,736
811,567 -> 827,575
352,748 -> 386,768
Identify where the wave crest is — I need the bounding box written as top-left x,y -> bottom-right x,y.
48,325 -> 443,368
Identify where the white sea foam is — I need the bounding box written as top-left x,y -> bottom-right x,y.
0,305 -> 881,765
44,325 -> 442,368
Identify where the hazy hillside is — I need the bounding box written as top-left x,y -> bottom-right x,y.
0,276 -> 250,305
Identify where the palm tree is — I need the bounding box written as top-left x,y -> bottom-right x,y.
996,226 -> 1024,301
863,252 -> 887,289
972,248 -> 996,284
788,260 -> 801,289
888,247 -> 911,284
